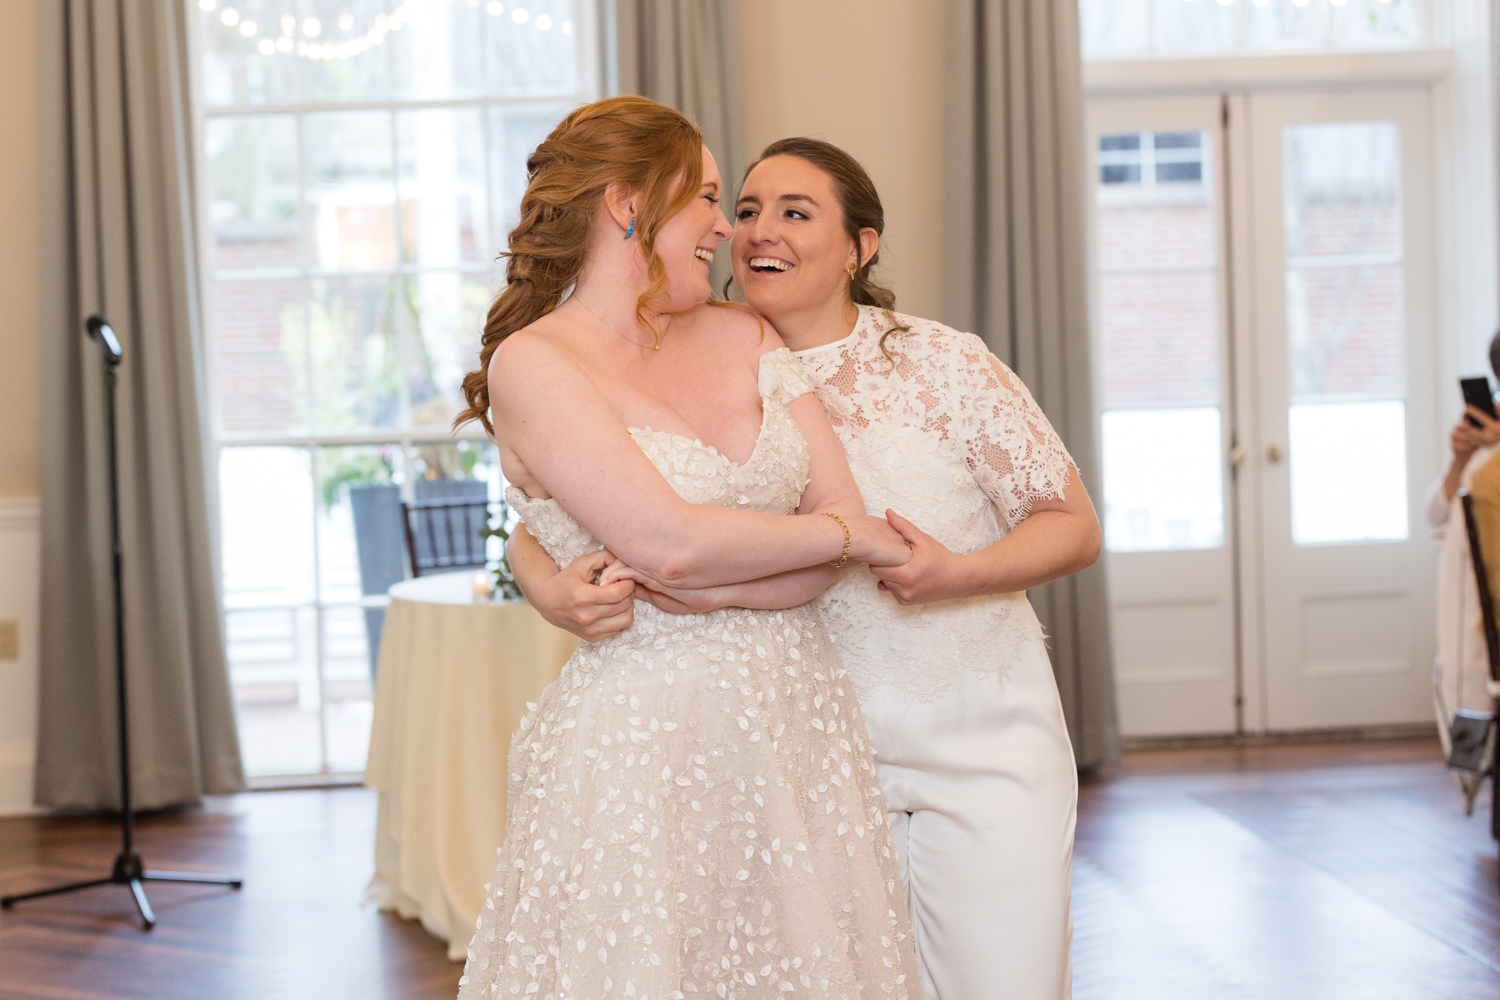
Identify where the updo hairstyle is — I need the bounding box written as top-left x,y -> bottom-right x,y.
456,96 -> 706,434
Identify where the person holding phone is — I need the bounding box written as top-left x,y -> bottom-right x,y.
1434,369 -> 1500,514
1428,330 -> 1500,772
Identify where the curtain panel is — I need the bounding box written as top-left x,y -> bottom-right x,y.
943,0 -> 1120,770
33,0 -> 244,810
603,0 -> 746,292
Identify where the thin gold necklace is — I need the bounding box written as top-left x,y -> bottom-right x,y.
574,295 -> 660,352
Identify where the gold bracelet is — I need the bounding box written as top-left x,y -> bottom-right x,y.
822,511 -> 851,569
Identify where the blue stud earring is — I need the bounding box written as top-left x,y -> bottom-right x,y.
624,216 -> 635,239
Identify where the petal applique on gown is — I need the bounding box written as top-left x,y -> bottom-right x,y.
458,350 -> 919,1000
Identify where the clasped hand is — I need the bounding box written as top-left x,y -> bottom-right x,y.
532,511 -> 946,633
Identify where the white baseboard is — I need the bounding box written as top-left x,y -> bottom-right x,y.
0,496 -> 40,816
0,739 -> 38,816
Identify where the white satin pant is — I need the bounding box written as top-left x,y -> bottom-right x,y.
861,639 -> 1077,1000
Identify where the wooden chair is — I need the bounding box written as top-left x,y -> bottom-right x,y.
401,497 -> 493,577
1455,490 -> 1500,841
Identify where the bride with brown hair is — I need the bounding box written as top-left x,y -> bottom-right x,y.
452,96 -> 918,1000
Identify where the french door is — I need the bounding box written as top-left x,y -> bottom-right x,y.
1089,88 -> 1439,736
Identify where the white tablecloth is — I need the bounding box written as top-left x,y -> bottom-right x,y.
364,571 -> 578,960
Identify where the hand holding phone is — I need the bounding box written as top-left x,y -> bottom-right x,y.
1460,376 -> 1497,428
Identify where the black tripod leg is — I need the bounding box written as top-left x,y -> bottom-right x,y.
1,877 -> 116,908
142,870 -> 243,889
127,879 -> 155,929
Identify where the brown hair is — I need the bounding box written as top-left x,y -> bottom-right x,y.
455,96 -> 706,434
727,137 -> 909,354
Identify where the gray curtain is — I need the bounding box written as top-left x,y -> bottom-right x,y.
944,0 -> 1120,770
605,0 -> 746,291
33,0 -> 244,811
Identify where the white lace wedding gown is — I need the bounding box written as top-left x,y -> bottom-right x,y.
795,306 -> 1079,1000
458,349 -> 919,1000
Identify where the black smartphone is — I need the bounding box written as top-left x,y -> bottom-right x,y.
1461,376 -> 1497,427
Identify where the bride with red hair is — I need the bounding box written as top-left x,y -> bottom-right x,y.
453,96 -> 918,1000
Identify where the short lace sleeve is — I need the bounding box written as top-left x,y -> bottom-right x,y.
758,347 -> 817,407
951,334 -> 1077,527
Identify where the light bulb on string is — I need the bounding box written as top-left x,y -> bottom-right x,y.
535,13 -> 552,30
198,0 -> 217,10
512,7 -> 529,24
487,1 -> 504,14
230,1 -> 423,62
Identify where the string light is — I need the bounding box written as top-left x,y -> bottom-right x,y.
213,2 -> 563,61
1186,0 -> 1396,4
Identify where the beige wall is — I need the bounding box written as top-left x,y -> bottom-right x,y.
737,0 -> 947,321
0,0 -> 41,498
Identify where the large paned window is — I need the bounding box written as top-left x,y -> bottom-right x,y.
191,0 -> 594,779
1080,0 -> 1425,59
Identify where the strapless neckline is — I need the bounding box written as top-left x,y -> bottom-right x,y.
625,395 -> 773,474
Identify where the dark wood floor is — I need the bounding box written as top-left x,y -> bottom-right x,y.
1,737 -> 1495,999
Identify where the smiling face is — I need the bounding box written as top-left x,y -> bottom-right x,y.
650,145 -> 732,312
731,154 -> 859,323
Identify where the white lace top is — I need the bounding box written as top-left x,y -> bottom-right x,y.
798,306 -> 1077,701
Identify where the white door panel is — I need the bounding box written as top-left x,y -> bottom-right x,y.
1088,95 -> 1239,737
1248,90 -> 1436,730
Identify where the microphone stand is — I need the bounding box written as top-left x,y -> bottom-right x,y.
1,315 -> 242,929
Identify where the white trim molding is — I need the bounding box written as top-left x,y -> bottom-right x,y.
1086,49 -> 1457,99
0,496 -> 40,534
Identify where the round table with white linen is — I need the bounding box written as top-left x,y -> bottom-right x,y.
364,571 -> 579,960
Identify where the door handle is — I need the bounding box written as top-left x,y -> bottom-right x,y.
1230,445 -> 1246,469
1267,443 -> 1282,464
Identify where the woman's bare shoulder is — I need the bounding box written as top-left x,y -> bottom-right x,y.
682,303 -> 787,358
487,317 -> 590,410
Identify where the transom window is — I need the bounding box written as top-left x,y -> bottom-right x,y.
1079,0 -> 1425,59
1099,131 -> 1207,190
191,0 -> 596,780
